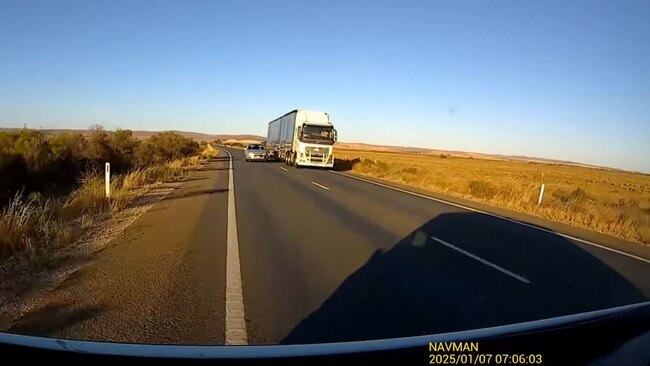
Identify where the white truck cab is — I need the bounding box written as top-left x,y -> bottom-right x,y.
266,110 -> 337,168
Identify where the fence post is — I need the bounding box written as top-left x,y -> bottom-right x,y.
105,162 -> 111,199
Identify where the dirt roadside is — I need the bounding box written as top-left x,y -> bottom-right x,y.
0,170 -> 199,331
0,157 -> 229,344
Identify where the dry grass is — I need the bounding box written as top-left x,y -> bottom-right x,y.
335,148 -> 650,245
0,192 -> 81,261
200,143 -> 220,159
0,155 -> 205,261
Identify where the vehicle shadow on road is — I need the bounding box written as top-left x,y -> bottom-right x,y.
282,212 -> 648,344
7,302 -> 104,336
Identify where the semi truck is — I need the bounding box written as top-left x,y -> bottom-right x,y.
265,110 -> 337,168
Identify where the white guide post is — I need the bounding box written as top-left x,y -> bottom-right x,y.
105,162 -> 111,198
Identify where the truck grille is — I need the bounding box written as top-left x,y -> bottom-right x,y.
305,146 -> 328,155
305,146 -> 329,162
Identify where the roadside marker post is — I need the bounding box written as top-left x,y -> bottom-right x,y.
105,162 -> 111,199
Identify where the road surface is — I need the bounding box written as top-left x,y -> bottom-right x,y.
7,147 -> 650,345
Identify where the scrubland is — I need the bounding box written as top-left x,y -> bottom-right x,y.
334,149 -> 650,245
0,129 -> 218,262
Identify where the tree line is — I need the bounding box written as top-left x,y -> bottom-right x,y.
0,128 -> 199,206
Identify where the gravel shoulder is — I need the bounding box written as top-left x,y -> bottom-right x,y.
0,158 -> 228,343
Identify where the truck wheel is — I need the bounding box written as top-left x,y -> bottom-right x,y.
289,152 -> 296,166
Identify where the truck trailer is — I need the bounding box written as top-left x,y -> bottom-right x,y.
265,110 -> 337,168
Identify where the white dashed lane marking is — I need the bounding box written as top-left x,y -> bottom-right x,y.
310,181 -> 330,191
431,236 -> 531,284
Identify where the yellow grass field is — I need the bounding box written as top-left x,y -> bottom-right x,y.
334,148 -> 650,245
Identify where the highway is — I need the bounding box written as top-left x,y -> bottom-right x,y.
7,147 -> 650,345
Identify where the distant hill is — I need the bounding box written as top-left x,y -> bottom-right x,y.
0,127 -> 635,173
0,127 -> 264,142
335,142 -> 608,168
128,130 -> 265,141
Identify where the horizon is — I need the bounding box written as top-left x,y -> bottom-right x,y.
1,1 -> 649,173
2,125 -> 646,174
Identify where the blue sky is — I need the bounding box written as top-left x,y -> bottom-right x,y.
1,1 -> 649,172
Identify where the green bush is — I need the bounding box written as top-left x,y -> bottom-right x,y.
134,132 -> 199,167
0,129 -> 199,207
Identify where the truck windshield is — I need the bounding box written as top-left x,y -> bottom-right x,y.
301,125 -> 334,143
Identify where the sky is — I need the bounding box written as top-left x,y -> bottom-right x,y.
0,1 -> 649,172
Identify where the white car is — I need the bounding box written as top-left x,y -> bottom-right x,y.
245,144 -> 266,162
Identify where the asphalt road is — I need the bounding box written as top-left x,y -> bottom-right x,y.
7,147 -> 650,345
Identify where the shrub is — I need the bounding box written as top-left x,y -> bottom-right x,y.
333,157 -> 361,171
359,159 -> 388,171
0,129 -> 198,205
0,129 -> 207,262
469,180 -> 497,199
352,159 -> 390,177
12,130 -> 52,171
134,132 -> 199,167
0,151 -> 29,205
108,129 -> 139,172
200,144 -> 219,159
86,129 -> 114,165
570,187 -> 589,202
554,187 -> 590,204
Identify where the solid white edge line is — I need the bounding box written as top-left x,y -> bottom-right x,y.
219,148 -> 248,345
280,167 -> 288,172
311,181 -> 330,190
330,171 -> 650,264
431,237 -> 531,284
